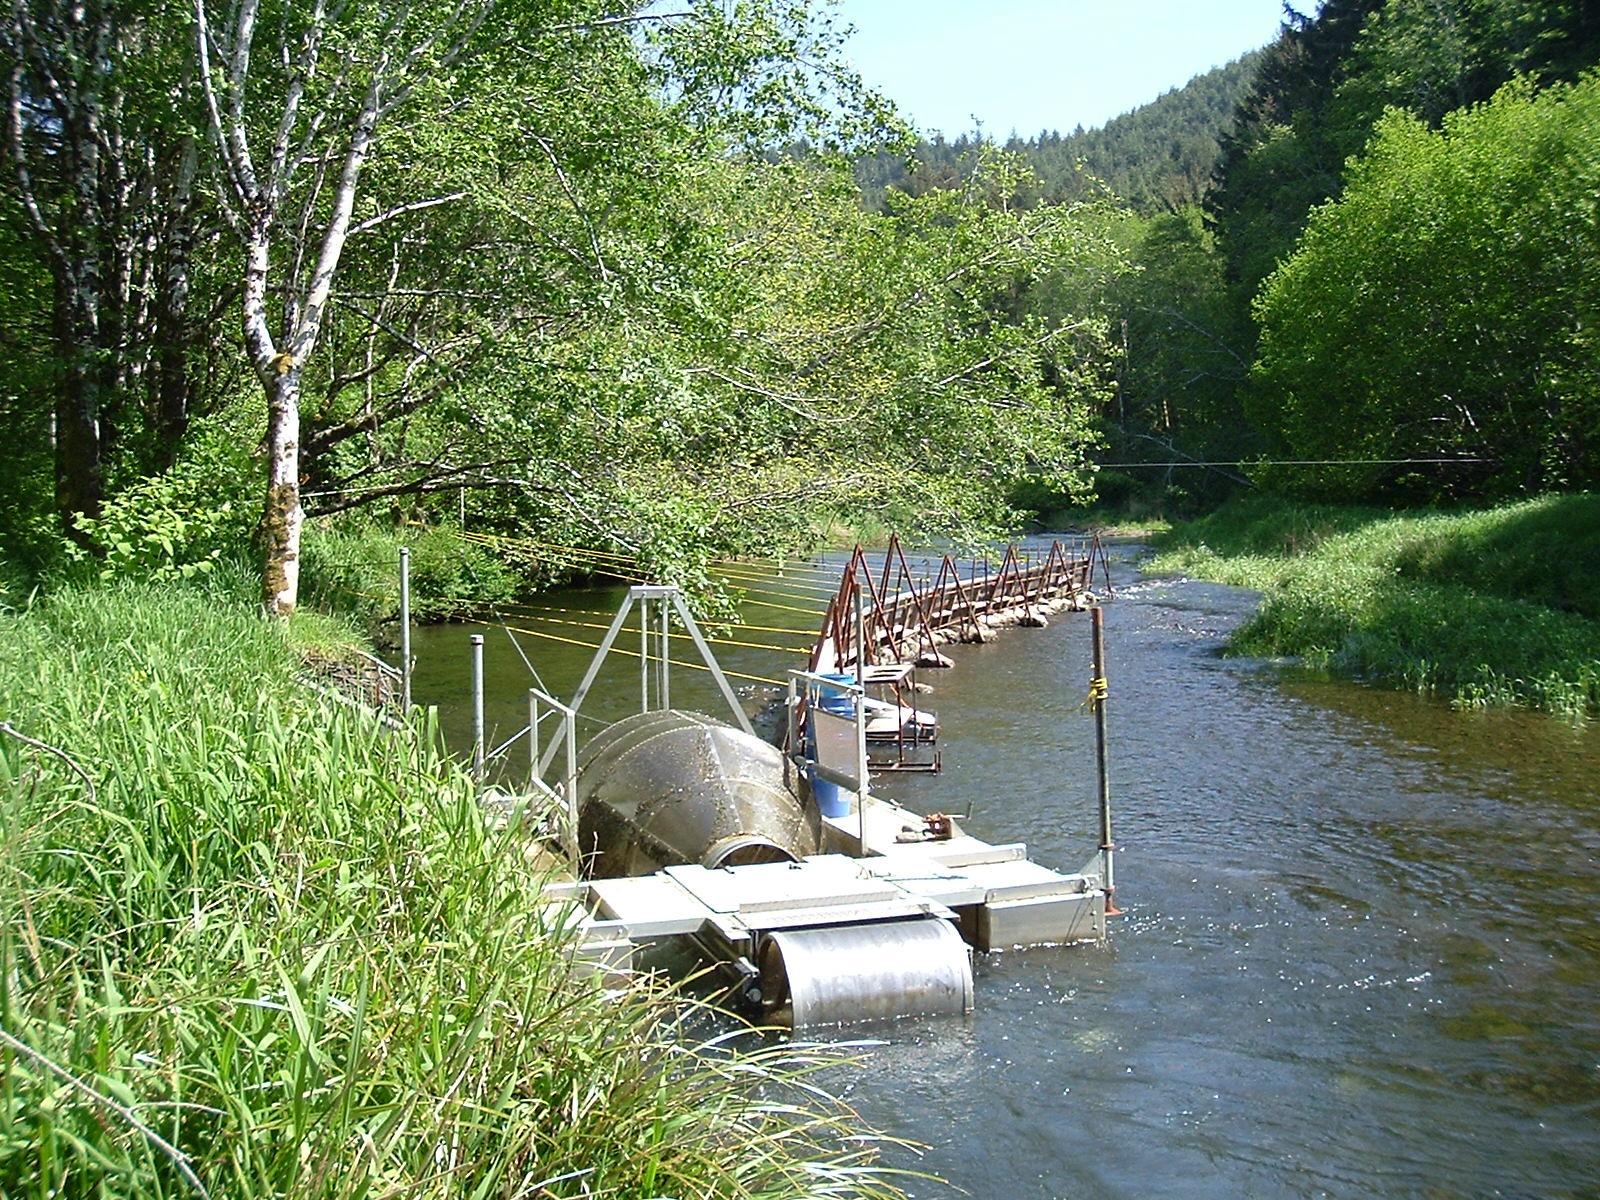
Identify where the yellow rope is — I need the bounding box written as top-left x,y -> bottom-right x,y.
504,609 -> 806,654
323,579 -> 823,639
456,528 -> 841,597
731,594 -> 828,616
499,622 -> 786,686
496,599 -> 818,639
453,531 -> 649,582
716,556 -> 841,578
711,572 -> 841,597
427,524 -> 826,615
1085,675 -> 1108,709
449,526 -> 851,601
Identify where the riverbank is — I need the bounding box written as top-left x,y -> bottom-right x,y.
0,580 -> 902,1197
1146,494 -> 1600,718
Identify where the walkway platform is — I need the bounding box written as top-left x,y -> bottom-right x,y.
546,793 -> 1105,982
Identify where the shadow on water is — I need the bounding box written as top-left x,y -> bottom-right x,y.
406,543 -> 1600,1199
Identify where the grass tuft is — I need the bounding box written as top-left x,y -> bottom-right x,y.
1148,495 -> 1600,718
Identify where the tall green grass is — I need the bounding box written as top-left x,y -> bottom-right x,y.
0,584 -> 906,1198
1148,495 -> 1600,718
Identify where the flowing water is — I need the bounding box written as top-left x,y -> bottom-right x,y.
406,544 -> 1600,1198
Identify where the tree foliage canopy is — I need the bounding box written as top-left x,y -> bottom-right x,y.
1250,75 -> 1600,499
2,0 -> 1125,602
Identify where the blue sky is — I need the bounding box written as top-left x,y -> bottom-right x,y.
832,1 -> 1295,138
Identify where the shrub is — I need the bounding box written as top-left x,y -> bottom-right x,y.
299,521 -> 520,630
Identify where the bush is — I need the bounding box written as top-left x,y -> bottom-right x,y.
1150,495 -> 1600,717
63,410 -> 260,584
299,520 -> 520,630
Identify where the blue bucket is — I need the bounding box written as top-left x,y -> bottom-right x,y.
808,767 -> 851,818
816,671 -> 856,701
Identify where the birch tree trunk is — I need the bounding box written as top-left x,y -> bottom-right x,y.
261,364 -> 304,611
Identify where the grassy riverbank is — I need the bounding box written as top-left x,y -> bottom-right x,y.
1147,495 -> 1600,718
0,581 -> 902,1198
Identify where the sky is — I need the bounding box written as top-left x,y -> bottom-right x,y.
831,1 -> 1295,139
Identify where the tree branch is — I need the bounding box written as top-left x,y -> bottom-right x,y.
348,191 -> 467,236
304,461 -> 560,512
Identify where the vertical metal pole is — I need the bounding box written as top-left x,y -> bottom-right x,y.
784,675 -> 798,793
563,710 -> 578,870
528,689 -> 540,784
1091,606 -> 1118,915
659,601 -> 670,710
399,547 -> 412,713
470,634 -> 485,788
854,587 -> 868,854
854,583 -> 868,674
639,599 -> 650,713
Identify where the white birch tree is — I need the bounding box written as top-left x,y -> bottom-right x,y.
193,0 -> 504,613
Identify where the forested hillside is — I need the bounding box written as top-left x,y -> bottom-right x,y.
856,53 -> 1260,213
5,0 -> 1598,614
1097,0 -> 1600,507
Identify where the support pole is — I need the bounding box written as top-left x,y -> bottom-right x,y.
854,582 -> 868,675
563,709 -> 577,869
471,634 -> 485,788
1091,606 -> 1119,915
669,591 -> 755,736
784,675 -> 798,794
399,547 -> 412,712
659,600 -> 670,710
854,586 -> 868,855
640,599 -> 650,712
528,689 -> 540,784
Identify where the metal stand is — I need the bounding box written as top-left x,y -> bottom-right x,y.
527,686 -> 579,868
1090,605 -> 1119,916
470,633 -> 485,787
538,585 -> 753,778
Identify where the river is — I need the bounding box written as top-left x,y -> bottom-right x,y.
406,542 -> 1600,1198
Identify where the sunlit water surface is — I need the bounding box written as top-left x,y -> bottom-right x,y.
407,544 -> 1600,1198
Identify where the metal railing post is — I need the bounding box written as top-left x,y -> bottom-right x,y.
854,588 -> 868,854
399,547 -> 412,712
784,675 -> 798,793
639,599 -> 650,712
659,600 -> 670,711
563,711 -> 578,869
528,688 -> 540,784
470,634 -> 485,787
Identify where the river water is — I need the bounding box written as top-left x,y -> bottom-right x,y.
406,543 -> 1600,1198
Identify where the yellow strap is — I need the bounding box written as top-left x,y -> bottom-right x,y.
506,610 -> 805,654
498,622 -> 786,686
452,527 -> 841,596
